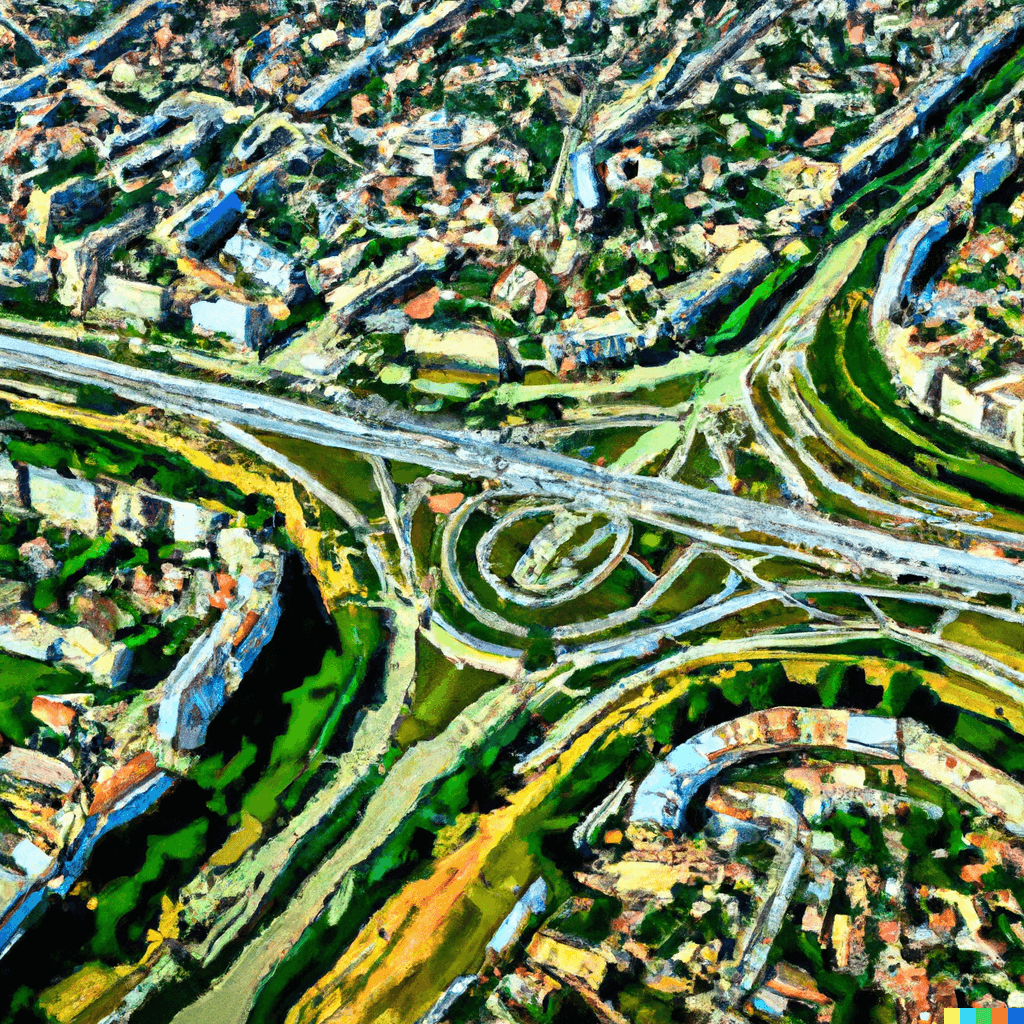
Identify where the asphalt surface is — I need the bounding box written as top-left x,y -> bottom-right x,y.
2,335 -> 1024,598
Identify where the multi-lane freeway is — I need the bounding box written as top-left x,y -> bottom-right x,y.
2,335 -> 1023,599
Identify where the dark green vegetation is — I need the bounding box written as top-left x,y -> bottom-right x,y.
396,636 -> 504,749
0,653 -> 86,747
4,409 -> 255,515
252,433 -> 386,521
0,559 -> 383,1009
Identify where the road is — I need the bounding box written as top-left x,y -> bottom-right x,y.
2,336 -> 1024,599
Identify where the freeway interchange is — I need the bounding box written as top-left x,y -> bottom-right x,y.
2,334 -> 1024,602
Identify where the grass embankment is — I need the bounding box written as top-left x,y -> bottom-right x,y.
807,274 -> 1024,531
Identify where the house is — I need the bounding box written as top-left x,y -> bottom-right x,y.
940,372 -> 1024,454
545,309 -> 652,367
191,295 -> 273,350
224,230 -> 309,302
95,276 -> 170,325
405,324 -> 501,381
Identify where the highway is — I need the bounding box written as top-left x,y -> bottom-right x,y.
2,335 -> 1024,599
